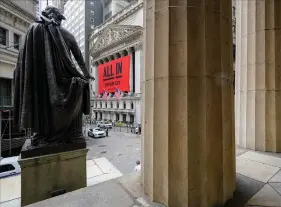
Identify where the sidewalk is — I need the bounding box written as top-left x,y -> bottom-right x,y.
2,147 -> 281,207
0,157 -> 123,207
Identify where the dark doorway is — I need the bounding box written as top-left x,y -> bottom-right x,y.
130,115 -> 134,123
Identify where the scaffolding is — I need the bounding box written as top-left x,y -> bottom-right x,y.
0,110 -> 30,158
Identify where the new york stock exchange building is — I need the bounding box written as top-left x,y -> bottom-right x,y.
89,0 -> 143,125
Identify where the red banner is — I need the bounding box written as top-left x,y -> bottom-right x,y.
98,56 -> 130,93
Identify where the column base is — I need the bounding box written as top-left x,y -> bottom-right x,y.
18,141 -> 88,206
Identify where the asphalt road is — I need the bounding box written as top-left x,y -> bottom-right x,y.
84,125 -> 141,175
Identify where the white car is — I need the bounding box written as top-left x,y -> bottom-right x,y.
104,123 -> 112,129
0,156 -> 21,178
88,128 -> 106,138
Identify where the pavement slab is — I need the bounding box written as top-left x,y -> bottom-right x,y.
87,165 -> 103,178
269,169 -> 281,183
0,198 -> 21,207
224,174 -> 264,207
247,184 -> 281,207
117,172 -> 142,199
0,175 -> 20,203
238,151 -> 281,168
269,182 -> 281,195
236,157 -> 280,183
26,180 -> 136,207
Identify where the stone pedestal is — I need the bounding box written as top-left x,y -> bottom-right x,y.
18,148 -> 88,206
235,0 -> 281,152
142,0 -> 235,206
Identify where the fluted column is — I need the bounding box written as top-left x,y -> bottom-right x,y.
235,0 -> 281,152
142,0 -> 235,206
127,47 -> 135,93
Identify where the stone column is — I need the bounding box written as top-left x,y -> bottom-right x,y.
94,61 -> 99,94
127,47 -> 134,93
135,49 -> 142,94
126,113 -> 130,122
142,0 -> 235,206
113,113 -> 116,122
235,0 -> 281,152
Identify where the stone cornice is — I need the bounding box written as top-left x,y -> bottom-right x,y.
90,25 -> 143,59
0,49 -> 18,65
0,0 -> 36,25
91,40 -> 142,64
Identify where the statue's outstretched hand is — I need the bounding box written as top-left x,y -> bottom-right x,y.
86,75 -> 95,81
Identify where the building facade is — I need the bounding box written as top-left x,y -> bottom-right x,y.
63,0 -> 103,71
89,0 -> 143,124
0,0 -> 36,110
102,0 -> 132,22
39,0 -> 67,13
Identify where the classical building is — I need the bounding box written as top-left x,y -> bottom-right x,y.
89,0 -> 143,124
0,0 -> 36,110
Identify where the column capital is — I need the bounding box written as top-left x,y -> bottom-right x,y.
120,50 -> 128,56
126,47 -> 135,54
113,53 -> 121,58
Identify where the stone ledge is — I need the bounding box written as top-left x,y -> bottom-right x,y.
19,148 -> 88,168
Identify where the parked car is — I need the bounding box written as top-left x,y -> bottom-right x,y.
104,123 -> 112,129
88,128 -> 106,138
0,156 -> 21,178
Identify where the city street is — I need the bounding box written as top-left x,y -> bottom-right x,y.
85,125 -> 141,174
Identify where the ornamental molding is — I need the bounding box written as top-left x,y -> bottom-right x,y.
90,25 -> 143,58
91,40 -> 142,64
0,0 -> 36,26
0,49 -> 17,65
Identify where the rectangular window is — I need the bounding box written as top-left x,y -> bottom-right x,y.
0,164 -> 15,173
0,27 -> 7,46
0,78 -> 12,106
104,0 -> 112,8
90,18 -> 94,23
91,10 -> 94,15
104,11 -> 112,21
14,33 -> 20,50
90,1 -> 94,6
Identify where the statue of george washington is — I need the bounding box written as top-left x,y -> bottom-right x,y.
13,6 -> 94,158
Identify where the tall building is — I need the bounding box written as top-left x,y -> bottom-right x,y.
62,0 -> 103,71
39,0 -> 67,14
0,0 -> 36,110
102,0 -> 132,21
36,0 -> 40,19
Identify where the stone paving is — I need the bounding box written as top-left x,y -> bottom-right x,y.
2,146 -> 281,206
232,147 -> 281,207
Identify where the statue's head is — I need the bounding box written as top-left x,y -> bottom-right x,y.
42,6 -> 66,26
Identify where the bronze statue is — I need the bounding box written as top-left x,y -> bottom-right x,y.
13,6 -> 94,158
